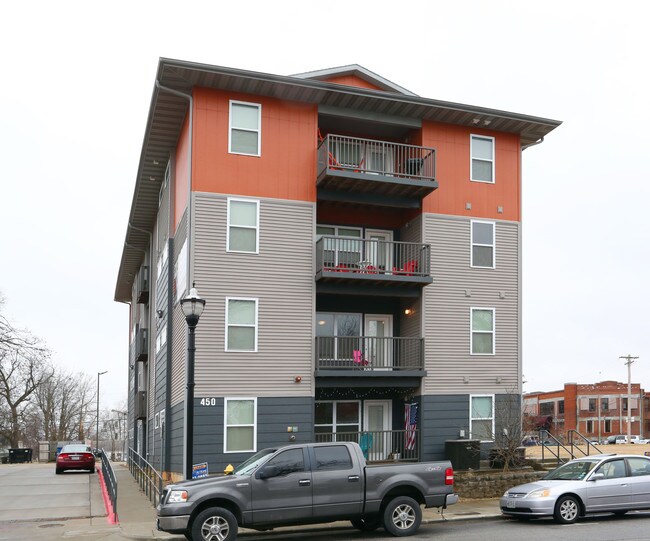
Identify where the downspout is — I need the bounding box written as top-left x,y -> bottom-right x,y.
155,80 -> 193,480
521,137 -> 544,151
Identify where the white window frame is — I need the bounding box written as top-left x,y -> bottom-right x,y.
470,134 -> 495,183
470,307 -> 495,355
224,397 -> 257,453
154,412 -> 160,429
470,220 -> 495,269
229,100 -> 261,156
155,322 -> 167,354
225,297 -> 259,352
470,394 -> 495,442
227,198 -> 260,254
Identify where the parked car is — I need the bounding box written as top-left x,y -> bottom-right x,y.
615,435 -> 641,444
158,442 -> 458,539
501,454 -> 650,523
55,444 -> 95,474
0,448 -> 8,464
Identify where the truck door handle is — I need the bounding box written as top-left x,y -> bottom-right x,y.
348,475 -> 360,482
299,479 -> 311,486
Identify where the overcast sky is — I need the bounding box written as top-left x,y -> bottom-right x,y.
1,0 -> 649,410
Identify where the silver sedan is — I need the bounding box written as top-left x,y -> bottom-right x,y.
501,454 -> 650,523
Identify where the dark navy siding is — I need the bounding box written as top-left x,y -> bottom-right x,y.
169,402 -> 185,473
420,395 -> 469,461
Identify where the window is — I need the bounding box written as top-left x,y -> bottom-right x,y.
314,401 -> 360,439
154,412 -> 160,429
155,322 -> 167,354
471,308 -> 495,355
601,398 -> 609,411
470,135 -> 494,183
628,457 -> 650,477
227,198 -> 259,253
313,445 -> 353,471
623,398 -> 628,411
226,298 -> 258,352
596,459 -> 627,479
587,420 -> 594,432
605,419 -> 612,432
471,221 -> 495,268
224,398 -> 256,453
589,398 -> 597,412
539,402 -> 554,416
229,101 -> 261,156
558,400 -> 565,415
316,225 -> 362,268
316,313 -> 362,360
264,449 -> 305,476
470,396 -> 494,441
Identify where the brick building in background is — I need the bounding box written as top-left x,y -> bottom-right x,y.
524,381 -> 650,442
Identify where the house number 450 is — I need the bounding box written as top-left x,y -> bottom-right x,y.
200,398 -> 217,406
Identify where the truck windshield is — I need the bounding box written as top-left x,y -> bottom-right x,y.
233,449 -> 277,475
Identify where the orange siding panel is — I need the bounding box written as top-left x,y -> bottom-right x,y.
323,75 -> 384,91
421,121 -> 521,222
174,116 -> 190,232
192,88 -> 317,202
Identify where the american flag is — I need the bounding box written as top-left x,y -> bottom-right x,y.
404,402 -> 418,451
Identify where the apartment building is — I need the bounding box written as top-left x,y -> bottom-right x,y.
114,59 -> 560,479
524,381 -> 650,441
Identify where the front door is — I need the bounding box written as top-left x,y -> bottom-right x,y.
363,400 -> 391,462
364,229 -> 393,274
365,315 -> 393,370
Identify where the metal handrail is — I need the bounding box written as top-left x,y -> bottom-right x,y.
315,429 -> 419,462
316,236 -> 431,277
128,447 -> 164,507
318,134 -> 436,182
539,429 -> 577,466
567,429 -> 603,457
315,336 -> 424,370
99,449 -> 118,520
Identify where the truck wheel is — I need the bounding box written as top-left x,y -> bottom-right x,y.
383,496 -> 422,537
191,506 -> 237,541
351,516 -> 381,531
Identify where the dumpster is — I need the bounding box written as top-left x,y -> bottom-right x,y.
8,448 -> 33,464
445,439 -> 480,470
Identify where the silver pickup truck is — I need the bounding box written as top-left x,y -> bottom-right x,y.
157,441 -> 458,540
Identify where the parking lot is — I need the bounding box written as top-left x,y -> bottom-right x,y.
0,462 -> 105,522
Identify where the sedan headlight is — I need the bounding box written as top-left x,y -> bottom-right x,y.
167,490 -> 189,503
528,488 -> 551,498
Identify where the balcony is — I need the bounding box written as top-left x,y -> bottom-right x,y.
315,429 -> 419,463
136,266 -> 149,304
316,237 -> 432,294
317,134 -> 437,208
135,328 -> 148,362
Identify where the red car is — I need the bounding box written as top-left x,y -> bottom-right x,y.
56,444 -> 95,474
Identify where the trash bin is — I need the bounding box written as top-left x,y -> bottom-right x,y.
8,448 -> 33,464
445,439 -> 480,470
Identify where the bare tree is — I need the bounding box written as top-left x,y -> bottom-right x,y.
0,346 -> 54,447
488,390 -> 525,472
33,369 -> 95,442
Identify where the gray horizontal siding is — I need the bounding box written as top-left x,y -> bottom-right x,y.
168,396 -> 314,477
170,213 -> 188,406
423,214 -> 520,394
192,193 -> 315,397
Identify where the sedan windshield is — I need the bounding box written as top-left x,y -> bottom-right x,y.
233,449 -> 276,475
544,459 -> 598,480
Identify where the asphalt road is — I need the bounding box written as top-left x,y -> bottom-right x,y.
0,462 -> 104,522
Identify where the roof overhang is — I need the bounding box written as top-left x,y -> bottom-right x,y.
114,58 -> 562,302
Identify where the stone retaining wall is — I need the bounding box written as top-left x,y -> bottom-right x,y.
454,469 -> 546,499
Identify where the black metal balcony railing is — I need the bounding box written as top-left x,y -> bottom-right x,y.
316,236 -> 430,278
136,266 -> 149,304
315,429 -> 419,463
318,134 -> 436,182
315,336 -> 424,371
135,328 -> 148,362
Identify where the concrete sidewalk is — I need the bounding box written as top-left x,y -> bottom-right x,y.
113,462 -> 502,540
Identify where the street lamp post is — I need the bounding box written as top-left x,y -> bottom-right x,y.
180,286 -> 206,480
96,371 -> 108,452
620,355 -> 639,442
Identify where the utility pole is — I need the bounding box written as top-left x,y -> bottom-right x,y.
620,355 -> 639,442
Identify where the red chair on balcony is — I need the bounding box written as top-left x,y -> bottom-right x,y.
392,260 -> 419,276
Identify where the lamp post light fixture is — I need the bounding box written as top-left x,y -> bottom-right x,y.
96,371 -> 108,453
180,285 -> 206,480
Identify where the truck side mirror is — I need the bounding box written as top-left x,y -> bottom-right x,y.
258,465 -> 279,480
